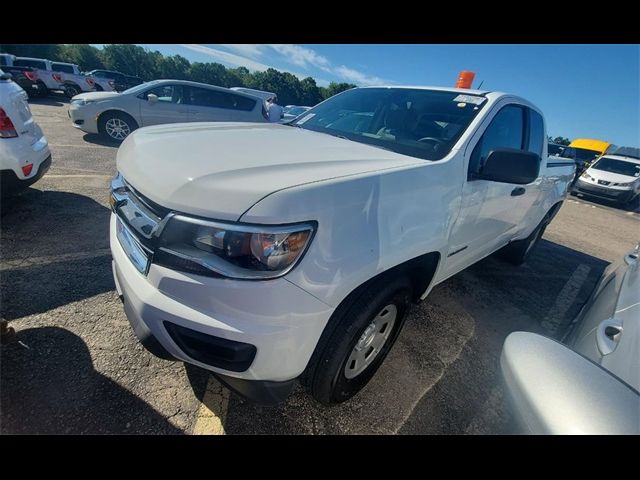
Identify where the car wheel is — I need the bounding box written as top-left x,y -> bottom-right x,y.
497,218 -> 548,266
94,84 -> 104,92
624,194 -> 640,212
36,81 -> 49,97
65,84 -> 81,98
303,275 -> 412,405
98,112 -> 138,142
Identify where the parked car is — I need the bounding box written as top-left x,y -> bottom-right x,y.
0,53 -> 16,67
230,87 -> 276,102
109,85 -> 575,405
86,70 -> 142,92
46,61 -> 97,97
282,105 -> 311,122
10,57 -> 65,96
0,71 -> 51,196
69,79 -> 267,142
572,154 -> 640,207
0,66 -> 43,98
501,242 -> 640,434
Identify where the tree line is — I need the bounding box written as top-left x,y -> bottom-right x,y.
0,44 -> 357,106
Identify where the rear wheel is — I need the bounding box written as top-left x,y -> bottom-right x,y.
98,111 -> 138,142
64,84 -> 81,98
498,217 -> 548,265
36,81 -> 49,97
303,275 -> 412,405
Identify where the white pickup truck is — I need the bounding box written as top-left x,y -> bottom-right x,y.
10,57 -> 95,97
109,86 -> 575,404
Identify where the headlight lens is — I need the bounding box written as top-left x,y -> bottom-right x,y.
71,98 -> 93,106
612,180 -> 636,187
156,215 -> 315,279
581,172 -> 593,180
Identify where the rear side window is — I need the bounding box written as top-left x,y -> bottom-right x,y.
14,59 -> 46,69
469,104 -> 525,178
527,109 -> 545,158
52,63 -> 75,74
187,87 -> 256,111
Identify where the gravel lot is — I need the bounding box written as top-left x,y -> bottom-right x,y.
1,96 -> 638,434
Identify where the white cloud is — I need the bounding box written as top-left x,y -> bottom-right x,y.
178,44 -> 331,86
333,65 -> 388,86
180,44 -> 389,87
217,44 -> 265,58
267,44 -> 332,72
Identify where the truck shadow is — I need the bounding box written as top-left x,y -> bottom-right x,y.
205,238 -> 610,434
1,189 -> 113,320
0,326 -> 183,434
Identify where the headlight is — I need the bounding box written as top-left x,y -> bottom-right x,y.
580,172 -> 593,180
155,215 -> 316,279
612,180 -> 636,187
71,99 -> 93,106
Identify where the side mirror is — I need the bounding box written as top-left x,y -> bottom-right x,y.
147,93 -> 158,104
480,148 -> 540,184
501,332 -> 639,434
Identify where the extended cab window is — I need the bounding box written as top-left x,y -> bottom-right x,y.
52,64 -> 75,74
469,104 -> 525,178
141,85 -> 185,104
291,88 -> 486,161
527,109 -> 544,158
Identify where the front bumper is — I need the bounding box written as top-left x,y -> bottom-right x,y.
572,179 -> 636,203
110,213 -> 333,386
68,104 -> 99,134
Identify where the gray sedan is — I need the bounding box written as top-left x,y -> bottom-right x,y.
501,242 -> 640,434
68,79 -> 267,142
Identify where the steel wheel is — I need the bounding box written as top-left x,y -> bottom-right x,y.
344,304 -> 397,379
105,117 -> 131,140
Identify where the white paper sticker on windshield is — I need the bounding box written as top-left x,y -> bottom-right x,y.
296,113 -> 315,124
453,95 -> 486,105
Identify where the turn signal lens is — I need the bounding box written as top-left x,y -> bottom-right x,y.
22,164 -> 33,176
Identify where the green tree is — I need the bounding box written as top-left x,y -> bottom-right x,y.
552,136 -> 571,146
320,82 -> 356,100
101,44 -> 159,80
299,77 -> 323,106
58,44 -> 105,71
0,44 -> 61,59
157,55 -> 191,80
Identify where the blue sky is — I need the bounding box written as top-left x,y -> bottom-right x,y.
101,44 -> 639,146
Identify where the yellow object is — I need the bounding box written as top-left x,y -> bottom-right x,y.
569,138 -> 611,156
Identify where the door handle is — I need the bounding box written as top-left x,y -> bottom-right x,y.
596,318 -> 623,356
511,187 -> 526,196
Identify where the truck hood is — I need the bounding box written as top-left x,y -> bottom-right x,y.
73,91 -> 120,102
117,122 -> 423,220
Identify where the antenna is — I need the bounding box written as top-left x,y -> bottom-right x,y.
477,79 -> 484,89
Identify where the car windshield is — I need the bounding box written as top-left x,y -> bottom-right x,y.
123,81 -> 158,95
573,147 -> 601,162
591,157 -> 640,177
287,107 -> 308,116
291,88 -> 486,161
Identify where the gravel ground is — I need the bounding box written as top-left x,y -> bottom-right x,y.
1,96 -> 638,434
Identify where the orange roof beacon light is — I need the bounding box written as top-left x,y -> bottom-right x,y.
455,71 -> 476,89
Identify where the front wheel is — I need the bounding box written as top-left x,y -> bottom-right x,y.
98,112 -> 138,142
303,276 -> 412,405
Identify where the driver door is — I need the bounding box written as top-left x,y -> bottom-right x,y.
138,84 -> 189,127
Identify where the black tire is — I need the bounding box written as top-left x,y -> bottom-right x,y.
497,217 -> 549,265
303,275 -> 412,405
36,81 -> 49,97
98,111 -> 138,143
624,194 -> 640,212
64,84 -> 81,98
94,83 -> 104,92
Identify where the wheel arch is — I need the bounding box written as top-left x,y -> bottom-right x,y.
97,109 -> 139,131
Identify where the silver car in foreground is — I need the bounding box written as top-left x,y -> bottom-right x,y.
501,242 -> 640,434
68,79 -> 268,142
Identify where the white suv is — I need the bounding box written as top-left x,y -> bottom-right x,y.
0,71 -> 51,195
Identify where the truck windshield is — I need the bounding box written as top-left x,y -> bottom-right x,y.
591,158 -> 640,177
573,147 -> 601,162
291,88 -> 486,161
